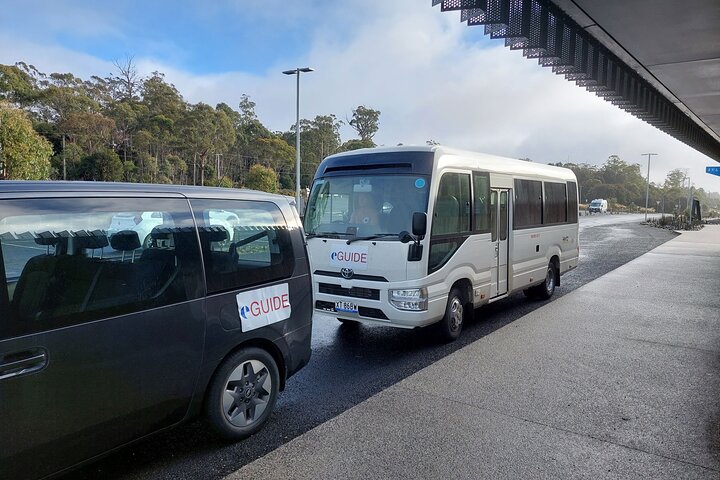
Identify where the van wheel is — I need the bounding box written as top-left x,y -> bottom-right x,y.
205,347 -> 279,441
142,234 -> 152,249
535,262 -> 557,300
437,287 -> 464,342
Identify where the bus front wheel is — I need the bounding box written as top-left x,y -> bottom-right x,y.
437,287 -> 464,342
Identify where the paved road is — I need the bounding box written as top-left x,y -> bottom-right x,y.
69,214 -> 677,479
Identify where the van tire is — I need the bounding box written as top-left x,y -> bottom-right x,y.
437,287 -> 464,342
205,347 -> 280,441
535,262 -> 557,300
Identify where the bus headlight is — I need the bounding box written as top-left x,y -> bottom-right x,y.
389,288 -> 428,311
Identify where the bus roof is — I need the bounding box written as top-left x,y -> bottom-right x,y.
322,145 -> 577,182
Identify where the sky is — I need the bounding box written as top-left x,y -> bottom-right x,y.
1,0 -> 718,192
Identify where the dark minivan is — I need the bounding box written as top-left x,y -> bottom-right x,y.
0,182 -> 312,479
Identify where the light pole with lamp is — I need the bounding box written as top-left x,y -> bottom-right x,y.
641,153 -> 657,222
282,67 -> 314,213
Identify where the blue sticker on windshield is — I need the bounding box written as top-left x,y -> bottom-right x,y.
415,178 -> 426,188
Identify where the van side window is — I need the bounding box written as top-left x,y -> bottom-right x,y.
190,200 -> 294,294
514,179 -> 543,228
0,198 -> 203,340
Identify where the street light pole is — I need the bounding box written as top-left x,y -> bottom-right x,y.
641,153 -> 657,222
282,67 -> 314,213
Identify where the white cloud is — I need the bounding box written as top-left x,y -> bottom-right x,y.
1,0 -> 718,191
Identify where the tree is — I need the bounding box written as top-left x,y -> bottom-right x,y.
78,148 -> 123,181
244,163 -> 277,193
110,57 -> 143,103
348,105 -> 380,142
339,138 -> 374,152
59,111 -> 116,155
247,137 -> 296,188
283,114 -> 342,189
180,103 -> 235,185
0,63 -> 38,105
0,103 -> 53,179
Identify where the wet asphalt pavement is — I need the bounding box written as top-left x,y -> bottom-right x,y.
69,214 -> 677,480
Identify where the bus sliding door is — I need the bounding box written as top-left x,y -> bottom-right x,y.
490,189 -> 509,297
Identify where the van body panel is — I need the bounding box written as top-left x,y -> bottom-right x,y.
0,182 -> 312,479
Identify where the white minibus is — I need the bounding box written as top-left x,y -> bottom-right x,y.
303,146 -> 579,341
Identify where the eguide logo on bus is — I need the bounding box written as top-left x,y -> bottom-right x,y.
236,283 -> 291,332
329,245 -> 369,270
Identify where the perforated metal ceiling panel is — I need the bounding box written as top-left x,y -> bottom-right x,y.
434,0 -> 720,163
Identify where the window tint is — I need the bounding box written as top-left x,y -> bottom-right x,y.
513,179 -> 543,228
0,198 -> 202,340
431,172 -> 471,236
473,172 -> 491,233
567,181 -> 578,223
544,182 -> 568,224
429,172 -> 471,273
190,199 -> 294,294
499,191 -> 508,241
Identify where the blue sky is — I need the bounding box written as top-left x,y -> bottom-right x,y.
1,0 -> 718,191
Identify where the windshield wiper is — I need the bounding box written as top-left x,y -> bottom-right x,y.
306,231 -> 350,239
346,233 -> 398,245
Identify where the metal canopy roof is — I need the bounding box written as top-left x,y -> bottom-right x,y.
433,0 -> 720,163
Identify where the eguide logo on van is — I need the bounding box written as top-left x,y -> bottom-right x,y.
236,283 -> 291,332
329,245 -> 368,270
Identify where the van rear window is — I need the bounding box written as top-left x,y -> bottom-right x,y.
190,199 -> 295,294
0,198 -> 203,340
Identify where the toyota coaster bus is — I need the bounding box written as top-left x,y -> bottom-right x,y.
303,146 -> 579,341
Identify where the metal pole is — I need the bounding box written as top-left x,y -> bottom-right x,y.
687,178 -> 693,224
62,135 -> 66,180
295,70 -> 301,209
283,67 -> 313,213
641,153 -> 657,222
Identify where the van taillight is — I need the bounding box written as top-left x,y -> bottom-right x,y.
134,215 -> 142,225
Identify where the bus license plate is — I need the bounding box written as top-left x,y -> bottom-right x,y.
335,301 -> 358,313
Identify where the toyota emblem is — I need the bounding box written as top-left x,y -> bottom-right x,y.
340,268 -> 354,279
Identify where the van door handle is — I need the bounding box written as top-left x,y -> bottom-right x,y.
0,349 -> 48,380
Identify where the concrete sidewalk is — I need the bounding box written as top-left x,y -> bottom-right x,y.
228,226 -> 720,480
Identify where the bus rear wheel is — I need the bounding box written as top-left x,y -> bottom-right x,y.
437,287 -> 464,342
535,262 -> 557,300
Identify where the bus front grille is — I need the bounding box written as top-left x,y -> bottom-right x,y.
318,283 -> 380,300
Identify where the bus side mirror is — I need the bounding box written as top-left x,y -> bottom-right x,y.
412,212 -> 427,239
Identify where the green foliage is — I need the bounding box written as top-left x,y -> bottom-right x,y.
244,163 -> 277,193
340,138 -> 375,152
0,103 -> 53,179
0,62 -> 390,189
79,148 -> 123,181
349,105 -> 380,142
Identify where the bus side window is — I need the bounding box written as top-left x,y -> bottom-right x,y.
473,172 -> 491,233
432,173 -> 470,236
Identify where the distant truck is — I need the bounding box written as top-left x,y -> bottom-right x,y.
588,198 -> 608,213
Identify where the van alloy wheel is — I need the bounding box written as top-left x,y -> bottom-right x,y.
223,359 -> 272,427
205,347 -> 279,440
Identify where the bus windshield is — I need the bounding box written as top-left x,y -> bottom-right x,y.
304,174 -> 430,237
